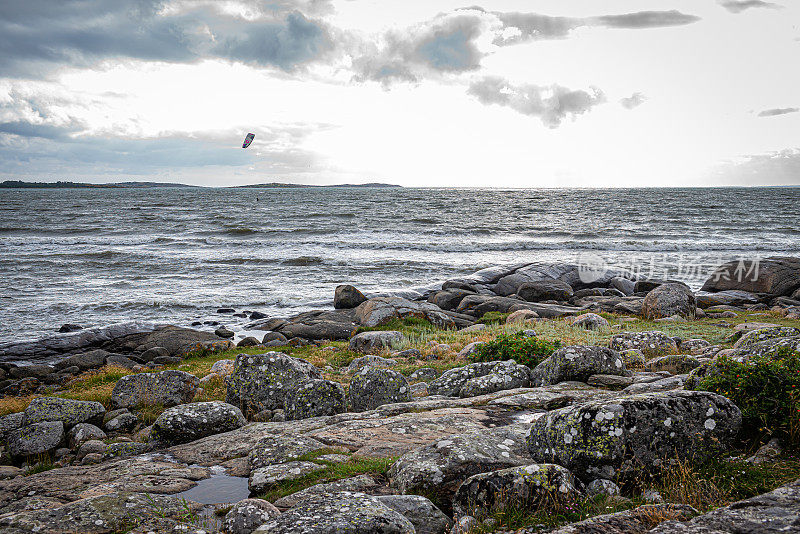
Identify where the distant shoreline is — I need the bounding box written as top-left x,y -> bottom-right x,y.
0,180 -> 402,189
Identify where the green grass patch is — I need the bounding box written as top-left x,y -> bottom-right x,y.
354,316 -> 437,335
478,312 -> 510,325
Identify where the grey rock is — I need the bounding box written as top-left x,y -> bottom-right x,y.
102,441 -> 149,459
696,290 -> 763,309
457,341 -> 485,359
731,326 -> 800,358
223,498 -> 280,534
517,279 -> 574,302
273,474 -> 378,509
334,284 -> 368,309
409,368 -> 439,382
262,332 -> 288,344
346,355 -> 398,373
0,412 -> 25,440
105,354 -> 140,369
216,327 -> 235,338
76,439 -> 107,461
104,412 -> 138,433
586,478 -> 621,497
139,346 -> 170,362
67,423 -> 106,449
587,374 -> 634,390
620,349 -> 646,369
506,309 -> 540,324
348,367 -> 412,412
548,504 -> 698,534
701,256 -> 800,296
746,438 -> 783,465
527,390 -> 741,481
453,463 -> 584,519
681,339 -> 711,354
53,349 -> 110,371
23,396 -> 106,427
349,330 -> 404,354
111,369 -> 199,409
623,375 -> 686,394
256,492 -> 415,534
59,323 -> 84,333
642,283 -> 696,319
646,354 -> 702,375
610,277 -> 636,296
571,313 -> 610,330
429,361 -> 530,397
428,289 -> 475,311
7,421 -> 64,459
459,360 -> 533,398
249,461 -> 326,493
9,364 -> 54,379
225,352 -> 321,415
249,435 -> 329,471
375,494 -> 453,534
532,345 -> 627,386
237,336 -> 262,347
151,401 -> 246,445
355,296 -> 456,329
285,379 -> 347,420
610,331 -> 678,357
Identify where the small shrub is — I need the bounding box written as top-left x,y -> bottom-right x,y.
478,312 -> 510,325
470,332 -> 561,369
690,350 -> 800,449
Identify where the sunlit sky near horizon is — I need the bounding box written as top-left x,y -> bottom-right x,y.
1,0 -> 799,187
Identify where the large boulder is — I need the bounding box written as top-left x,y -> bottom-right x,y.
731,326 -> 800,358
695,289 -> 763,309
427,289 -> 474,311
527,391 -> 741,481
254,492 -> 415,534
284,379 -> 347,420
642,283 -> 696,320
53,349 -> 110,371
701,257 -> 800,296
453,464 -> 584,519
348,330 -> 404,354
278,310 -> 358,341
354,297 -> 456,329
7,421 -> 64,459
23,397 -> 106,427
609,331 -> 678,357
517,280 -> 574,302
225,352 -> 321,415
374,495 -> 453,534
110,370 -> 199,409
389,425 -> 531,506
348,367 -> 411,412
66,423 -> 106,449
429,361 -> 532,397
456,295 -> 580,318
151,401 -> 246,445
531,346 -> 627,386
334,284 -> 367,309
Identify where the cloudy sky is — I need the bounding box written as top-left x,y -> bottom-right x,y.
1,0 -> 798,187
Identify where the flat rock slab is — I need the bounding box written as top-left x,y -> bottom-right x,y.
550,504 -> 698,534
249,461 -> 325,493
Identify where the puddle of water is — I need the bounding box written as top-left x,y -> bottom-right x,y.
174,474 -> 251,505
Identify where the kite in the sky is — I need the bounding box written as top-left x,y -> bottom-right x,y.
242,133 -> 255,149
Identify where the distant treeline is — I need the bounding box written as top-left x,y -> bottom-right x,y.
0,180 -> 197,189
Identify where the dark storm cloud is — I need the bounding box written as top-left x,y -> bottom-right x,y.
620,92 -> 647,110
467,76 -> 606,127
719,1 -> 783,13
758,107 -> 799,117
0,0 -> 334,78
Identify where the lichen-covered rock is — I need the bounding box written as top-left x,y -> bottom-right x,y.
151,401 -> 246,445
389,424 -> 531,505
0,412 -> 25,440
284,379 -> 346,420
210,359 -> 235,377
273,474 -> 378,509
67,423 -> 106,449
355,296 -> 456,329
459,360 -> 533,397
619,349 -> 646,369
102,441 -> 149,459
110,370 -> 199,409
571,313 -> 610,330
532,346 -> 627,386
586,478 -> 621,497
7,421 -> 64,459
429,361 -> 524,397
549,504 -> 698,534
610,331 -> 678,357
731,326 -> 800,358
409,368 -> 439,382
527,391 -> 741,481
680,339 -> 711,354
642,283 -> 696,319
375,495 -> 453,534
646,354 -> 702,375
650,476 -> 800,534
249,461 -> 326,493
254,491 -> 415,534
223,498 -> 281,534
453,463 -> 584,519
349,330 -> 404,353
623,375 -> 686,394
249,435 -> 329,470
104,412 -> 139,433
348,367 -> 411,412
346,355 -> 397,373
225,352 -> 321,415
23,397 -> 106,427
334,284 -> 368,309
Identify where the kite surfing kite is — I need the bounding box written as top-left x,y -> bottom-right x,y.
242,133 -> 255,149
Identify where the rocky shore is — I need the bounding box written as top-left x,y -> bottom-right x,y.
0,257 -> 799,533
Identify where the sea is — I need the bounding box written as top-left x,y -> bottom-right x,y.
1,186 -> 799,343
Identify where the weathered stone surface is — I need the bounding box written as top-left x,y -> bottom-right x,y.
532,346 -> 627,386
24,397 -> 106,428
586,478 -> 621,497
0,491 -> 203,533
285,379 -> 347,420
695,290 -> 763,309
409,368 -> 438,382
355,297 -> 456,329
527,391 -> 741,481
571,313 -> 610,330
225,352 -> 321,415
731,326 -> 800,358
53,349 -> 110,371
587,374 -> 633,390
67,423 -> 106,450
273,474 -> 378,509
110,370 -> 199,409
642,283 -> 696,320
151,401 -> 246,445
620,349 -> 646,369
506,309 -> 540,323
348,367 -> 411,412
453,463 -> 584,519
428,289 -> 475,311
429,361 -> 530,397
517,280 -> 574,302
249,461 -> 325,493
346,355 -> 397,373
102,442 -> 150,460
375,494 -> 453,534
701,256 -> 800,296
334,284 -> 368,309
7,421 -> 64,459
646,354 -> 702,375
550,504 -> 698,534
680,339 -> 711,354
104,412 -> 138,433
248,435 -> 329,471
0,412 -> 25,440
349,330 -> 404,354
223,498 -> 280,534
255,492 -> 415,534
457,295 -> 579,319
389,424 -> 531,505
278,310 -> 358,341
623,375 -> 686,394
609,331 -> 678,357
650,476 -> 800,534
